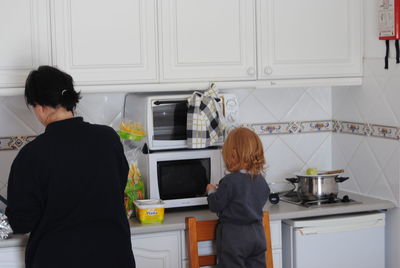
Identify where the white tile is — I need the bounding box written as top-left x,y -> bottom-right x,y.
339,168 -> 361,193
333,133 -> 363,164
2,96 -> 45,135
348,71 -> 398,125
303,135 -> 332,172
0,103 -> 37,136
252,87 -> 307,121
264,137 -> 304,183
332,86 -> 364,122
260,135 -> 279,152
364,59 -> 397,88
332,134 -> 348,170
381,145 -> 400,203
383,74 -> 400,124
283,91 -> 330,121
238,94 -> 276,123
305,87 -> 332,117
222,88 -> 253,104
348,140 -> 381,194
366,137 -> 399,170
77,93 -> 125,125
280,132 -> 330,163
367,174 -> 397,204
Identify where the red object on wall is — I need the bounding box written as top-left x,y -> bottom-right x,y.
379,0 -> 400,40
379,0 -> 400,68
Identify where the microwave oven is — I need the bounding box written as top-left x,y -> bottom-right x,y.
137,148 -> 223,208
124,92 -> 239,151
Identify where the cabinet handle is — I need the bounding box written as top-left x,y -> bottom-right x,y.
264,66 -> 273,75
247,67 -> 255,76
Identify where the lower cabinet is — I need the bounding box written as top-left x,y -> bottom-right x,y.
0,221 -> 282,268
0,247 -> 25,268
131,231 -> 182,268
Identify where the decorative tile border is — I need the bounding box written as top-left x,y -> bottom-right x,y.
250,120 -> 400,140
333,120 -> 399,140
0,136 -> 36,151
250,120 -> 333,135
1,120 -> 399,151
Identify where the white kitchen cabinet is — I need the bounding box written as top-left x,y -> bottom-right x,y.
0,247 -> 25,268
270,220 -> 282,268
257,0 -> 362,80
158,0 -> 257,82
181,220 -> 282,268
0,0 -> 51,88
131,231 -> 182,268
52,0 -> 158,85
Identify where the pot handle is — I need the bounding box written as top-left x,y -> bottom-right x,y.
286,177 -> 299,184
335,177 -> 349,183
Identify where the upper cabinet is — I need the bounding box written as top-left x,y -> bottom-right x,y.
52,0 -> 158,85
0,0 -> 51,88
257,0 -> 363,80
0,0 -> 364,93
158,0 -> 257,82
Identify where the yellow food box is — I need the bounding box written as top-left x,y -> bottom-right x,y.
134,199 -> 165,224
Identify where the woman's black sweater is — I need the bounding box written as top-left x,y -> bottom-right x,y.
5,117 -> 135,268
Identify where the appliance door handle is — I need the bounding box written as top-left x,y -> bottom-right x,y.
153,100 -> 188,105
295,219 -> 385,235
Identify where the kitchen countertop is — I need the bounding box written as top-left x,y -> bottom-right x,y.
1,191 -> 396,248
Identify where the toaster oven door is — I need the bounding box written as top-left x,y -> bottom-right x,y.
149,99 -> 188,150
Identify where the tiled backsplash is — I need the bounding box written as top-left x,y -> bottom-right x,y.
0,87 -> 333,208
1,59 -> 399,210
333,59 -> 400,206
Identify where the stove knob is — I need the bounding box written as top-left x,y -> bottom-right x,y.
269,193 -> 280,204
341,195 -> 350,202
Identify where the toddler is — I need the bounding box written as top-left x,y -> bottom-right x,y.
206,127 -> 270,268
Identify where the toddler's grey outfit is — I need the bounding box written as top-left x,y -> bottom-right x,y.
207,171 -> 270,268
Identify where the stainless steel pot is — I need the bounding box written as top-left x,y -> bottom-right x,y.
286,174 -> 349,201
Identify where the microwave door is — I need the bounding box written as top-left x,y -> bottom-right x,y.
151,100 -> 188,149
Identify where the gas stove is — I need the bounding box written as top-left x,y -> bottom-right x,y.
280,191 -> 361,208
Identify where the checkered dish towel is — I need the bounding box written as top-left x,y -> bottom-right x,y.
187,85 -> 226,148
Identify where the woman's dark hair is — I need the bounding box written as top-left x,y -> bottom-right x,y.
24,65 -> 81,112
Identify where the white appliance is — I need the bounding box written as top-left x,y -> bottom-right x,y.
124,92 -> 239,151
138,148 -> 223,208
282,212 -> 385,268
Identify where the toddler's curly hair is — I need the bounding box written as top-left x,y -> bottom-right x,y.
222,127 -> 265,177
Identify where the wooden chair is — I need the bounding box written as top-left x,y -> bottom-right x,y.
185,212 -> 273,268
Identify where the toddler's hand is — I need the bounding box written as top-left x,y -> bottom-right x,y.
206,184 -> 217,195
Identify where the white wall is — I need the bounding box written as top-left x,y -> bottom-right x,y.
332,1 -> 400,268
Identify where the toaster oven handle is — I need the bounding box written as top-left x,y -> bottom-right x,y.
153,100 -> 188,105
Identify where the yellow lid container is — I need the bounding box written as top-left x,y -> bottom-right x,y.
134,199 -> 165,224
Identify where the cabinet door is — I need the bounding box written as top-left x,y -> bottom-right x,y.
132,231 -> 181,268
0,247 -> 25,268
0,0 -> 51,88
272,249 -> 282,268
159,0 -> 256,82
52,0 -> 158,85
257,0 -> 362,79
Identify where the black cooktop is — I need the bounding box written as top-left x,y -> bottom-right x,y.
280,191 -> 361,208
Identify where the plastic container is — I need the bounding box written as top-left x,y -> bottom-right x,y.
134,199 -> 165,224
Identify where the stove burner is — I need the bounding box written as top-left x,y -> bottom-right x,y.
280,192 -> 361,208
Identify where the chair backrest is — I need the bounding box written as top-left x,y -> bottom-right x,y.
185,211 -> 274,268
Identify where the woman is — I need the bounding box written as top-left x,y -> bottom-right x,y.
5,66 -> 135,268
